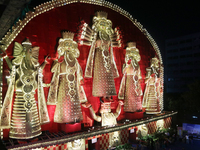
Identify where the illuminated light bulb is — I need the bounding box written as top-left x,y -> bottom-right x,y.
81,35 -> 85,39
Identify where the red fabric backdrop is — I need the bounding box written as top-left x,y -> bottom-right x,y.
2,3 -> 157,138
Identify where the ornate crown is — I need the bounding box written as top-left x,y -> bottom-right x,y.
152,56 -> 159,62
126,42 -> 139,52
62,31 -> 74,40
96,11 -> 108,19
22,38 -> 32,46
127,42 -> 136,48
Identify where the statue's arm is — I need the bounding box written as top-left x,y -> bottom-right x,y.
40,56 -> 50,70
145,68 -> 151,83
39,56 -> 52,86
82,102 -> 101,122
122,63 -> 127,74
114,101 -> 123,118
89,106 -> 101,122
4,56 -> 12,70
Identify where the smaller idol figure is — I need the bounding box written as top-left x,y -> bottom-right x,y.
67,139 -> 85,150
142,57 -> 162,114
0,39 -> 49,139
47,31 -> 87,123
137,124 -> 148,139
118,42 -> 143,112
83,98 -> 123,147
156,119 -> 164,131
79,11 -> 121,99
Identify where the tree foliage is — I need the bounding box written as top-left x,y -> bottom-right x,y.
181,80 -> 200,113
164,80 -> 200,113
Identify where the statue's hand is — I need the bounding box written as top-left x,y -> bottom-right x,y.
44,56 -> 51,64
119,101 -> 124,105
82,101 -> 91,108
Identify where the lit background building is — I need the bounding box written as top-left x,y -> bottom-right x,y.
165,32 -> 200,93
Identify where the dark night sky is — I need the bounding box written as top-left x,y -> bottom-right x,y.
1,0 -> 199,55
108,0 -> 200,53
29,0 -> 200,54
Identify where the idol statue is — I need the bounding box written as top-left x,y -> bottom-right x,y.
83,98 -> 123,147
156,119 -> 164,131
47,31 -> 87,123
67,139 -> 85,150
142,57 -> 161,114
0,39 -> 49,139
118,42 -> 143,112
137,124 -> 148,139
79,11 -> 121,98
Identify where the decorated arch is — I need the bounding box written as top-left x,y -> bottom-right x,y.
0,0 -> 165,147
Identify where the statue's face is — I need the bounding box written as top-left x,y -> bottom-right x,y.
126,48 -> 141,62
150,59 -> 159,68
99,20 -> 107,30
24,45 -> 33,60
100,102 -> 111,113
58,40 -> 80,58
22,45 -> 39,67
97,20 -> 113,35
112,132 -> 119,143
63,41 -> 75,53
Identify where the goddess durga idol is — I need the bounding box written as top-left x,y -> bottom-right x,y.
79,11 -> 121,99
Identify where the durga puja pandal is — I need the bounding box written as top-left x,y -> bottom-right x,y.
0,0 -> 176,149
